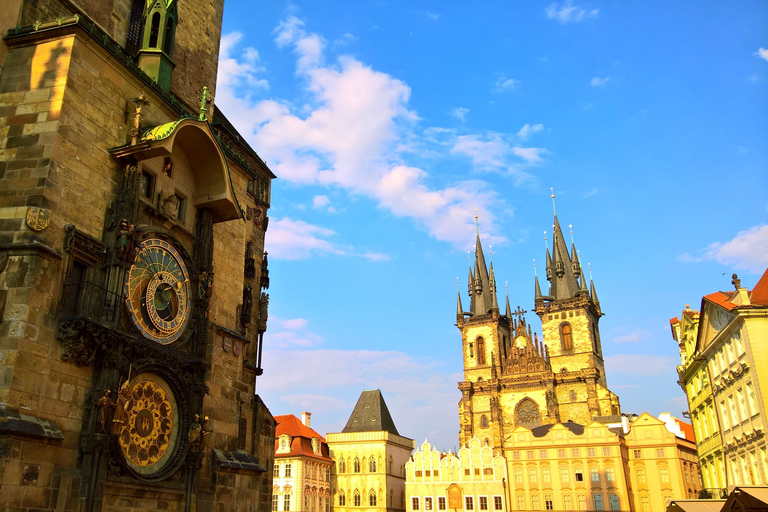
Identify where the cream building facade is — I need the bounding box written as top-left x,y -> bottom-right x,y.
328,390 -> 415,512
406,438 -> 508,512
673,270 -> 768,490
274,413 -> 333,512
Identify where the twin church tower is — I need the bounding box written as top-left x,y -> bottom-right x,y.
456,209 -> 621,449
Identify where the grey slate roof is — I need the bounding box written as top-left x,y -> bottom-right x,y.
342,390 -> 400,435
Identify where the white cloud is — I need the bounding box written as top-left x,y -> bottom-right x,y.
590,76 -> 610,87
265,217 -> 344,260
452,135 -> 507,168
545,0 -> 599,24
679,225 -> 768,274
424,11 -> 440,21
584,188 -> 598,198
516,123 -> 544,141
312,195 -> 330,209
216,18 -> 527,249
513,146 -> 545,163
495,76 -> 519,92
604,354 -> 674,376
612,328 -> 649,343
361,251 -> 391,262
755,48 -> 768,62
450,107 -> 470,122
217,32 -> 269,91
268,316 -> 324,348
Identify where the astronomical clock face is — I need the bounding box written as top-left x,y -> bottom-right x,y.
118,373 -> 180,476
125,238 -> 192,344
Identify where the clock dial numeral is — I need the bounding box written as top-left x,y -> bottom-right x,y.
125,239 -> 192,344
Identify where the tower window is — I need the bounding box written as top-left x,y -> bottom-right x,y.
481,415 -> 488,428
149,12 -> 161,48
569,390 -> 576,401
163,17 -> 175,55
476,337 -> 486,365
560,323 -> 573,351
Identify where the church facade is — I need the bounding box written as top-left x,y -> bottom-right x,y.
0,1 -> 276,510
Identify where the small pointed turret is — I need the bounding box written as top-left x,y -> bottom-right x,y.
545,247 -> 553,281
535,275 -> 543,299
590,273 -> 600,304
457,289 -> 464,319
505,292 -> 512,317
489,263 -> 499,311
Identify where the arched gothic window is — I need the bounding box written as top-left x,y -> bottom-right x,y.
353,490 -> 361,507
369,490 -> 377,506
389,455 -> 393,474
149,12 -> 160,48
353,457 -> 361,473
339,459 -> 346,473
480,415 -> 488,428
339,491 -> 346,506
476,337 -> 486,365
561,323 -> 573,351
515,398 -> 541,429
569,390 -> 577,401
163,17 -> 175,55
369,458 -> 377,472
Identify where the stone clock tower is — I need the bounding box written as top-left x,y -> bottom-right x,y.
456,212 -> 621,451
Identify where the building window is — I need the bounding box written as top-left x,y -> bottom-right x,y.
561,323 -> 573,351
434,470 -> 440,476
354,457 -> 361,473
545,495 -> 553,511
439,497 -> 447,510
465,469 -> 470,476
481,415 -> 488,428
339,492 -> 346,506
637,468 -> 646,484
416,471 -> 423,477
656,448 -> 665,458
572,449 -> 580,457
370,458 -> 377,472
593,495 -> 604,511
640,497 -> 650,512
475,469 -> 480,475
426,470 -> 431,477
493,497 -> 502,510
513,451 -> 521,460
284,495 -> 290,511
483,468 -> 493,475
389,455 -> 394,474
412,497 -> 420,511
326,468 -> 330,481
570,390 -> 577,401
517,496 -> 525,511
608,495 -> 619,511
514,470 -> 523,484
557,449 -> 566,458
633,450 -> 642,459
606,467 -> 615,482
590,468 -> 600,482
560,468 -> 570,483
480,497 -> 488,510
272,495 -> 278,512
603,447 -> 611,457
563,495 -> 572,510
339,459 -> 346,473
477,337 -> 486,365
575,469 -> 583,482
274,463 -> 280,478
531,495 -> 539,511
370,490 -> 377,507
542,467 -> 551,483
527,450 -> 535,460
140,170 -> 155,198
540,450 -> 548,459
285,463 -> 292,477
587,448 -> 596,457
425,497 -> 433,510
529,469 -> 538,484
577,495 -> 586,511
466,497 -> 474,511
354,490 -> 361,507
660,468 -> 670,483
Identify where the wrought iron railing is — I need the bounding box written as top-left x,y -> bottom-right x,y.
60,280 -> 123,325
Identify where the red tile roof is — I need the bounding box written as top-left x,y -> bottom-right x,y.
274,415 -> 331,461
751,267 -> 768,306
670,317 -> 680,325
703,291 -> 736,311
675,418 -> 696,442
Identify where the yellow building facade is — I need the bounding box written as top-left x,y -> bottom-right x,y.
671,306 -> 726,495
405,438 -> 508,512
328,390 -> 415,512
673,270 -> 768,490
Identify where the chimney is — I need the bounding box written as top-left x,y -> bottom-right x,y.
301,412 -> 311,428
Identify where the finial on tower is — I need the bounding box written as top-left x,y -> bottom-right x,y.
474,209 -> 479,236
533,259 -> 537,277
569,224 -> 574,245
550,187 -> 557,215
543,231 -> 548,248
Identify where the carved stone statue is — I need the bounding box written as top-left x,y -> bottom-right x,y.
260,251 -> 270,290
244,242 -> 256,279
189,414 -> 212,452
257,292 -> 269,333
110,380 -> 134,435
732,273 -> 741,290
96,390 -> 115,433
159,192 -> 180,221
198,270 -> 214,299
240,285 -> 253,326
114,219 -> 136,262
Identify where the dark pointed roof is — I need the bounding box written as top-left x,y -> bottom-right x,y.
469,234 -> 493,315
342,390 -> 400,435
549,216 -> 581,300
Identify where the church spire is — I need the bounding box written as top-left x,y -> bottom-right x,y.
505,281 -> 512,317
469,216 -> 493,315
589,264 -> 600,304
534,260 -> 543,300
489,262 -> 499,311
548,213 -> 581,300
456,278 -> 464,321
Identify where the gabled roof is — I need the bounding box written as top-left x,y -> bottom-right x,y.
274,415 -> 331,461
751,267 -> 768,306
342,390 -> 400,435
703,291 -> 737,311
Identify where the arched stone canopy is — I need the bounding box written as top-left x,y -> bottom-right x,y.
110,118 -> 242,223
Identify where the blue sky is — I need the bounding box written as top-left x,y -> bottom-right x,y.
217,1 -> 768,450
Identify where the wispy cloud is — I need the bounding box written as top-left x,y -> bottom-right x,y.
612,328 -> 650,343
755,48 -> 768,62
590,76 -> 610,87
516,123 -> 544,141
216,16 -> 516,249
450,134 -> 542,182
450,107 -> 470,122
678,225 -> 768,274
545,0 -> 599,24
605,354 -> 674,376
584,188 -> 598,198
266,217 -> 344,260
495,76 -> 519,92
424,11 -> 440,21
